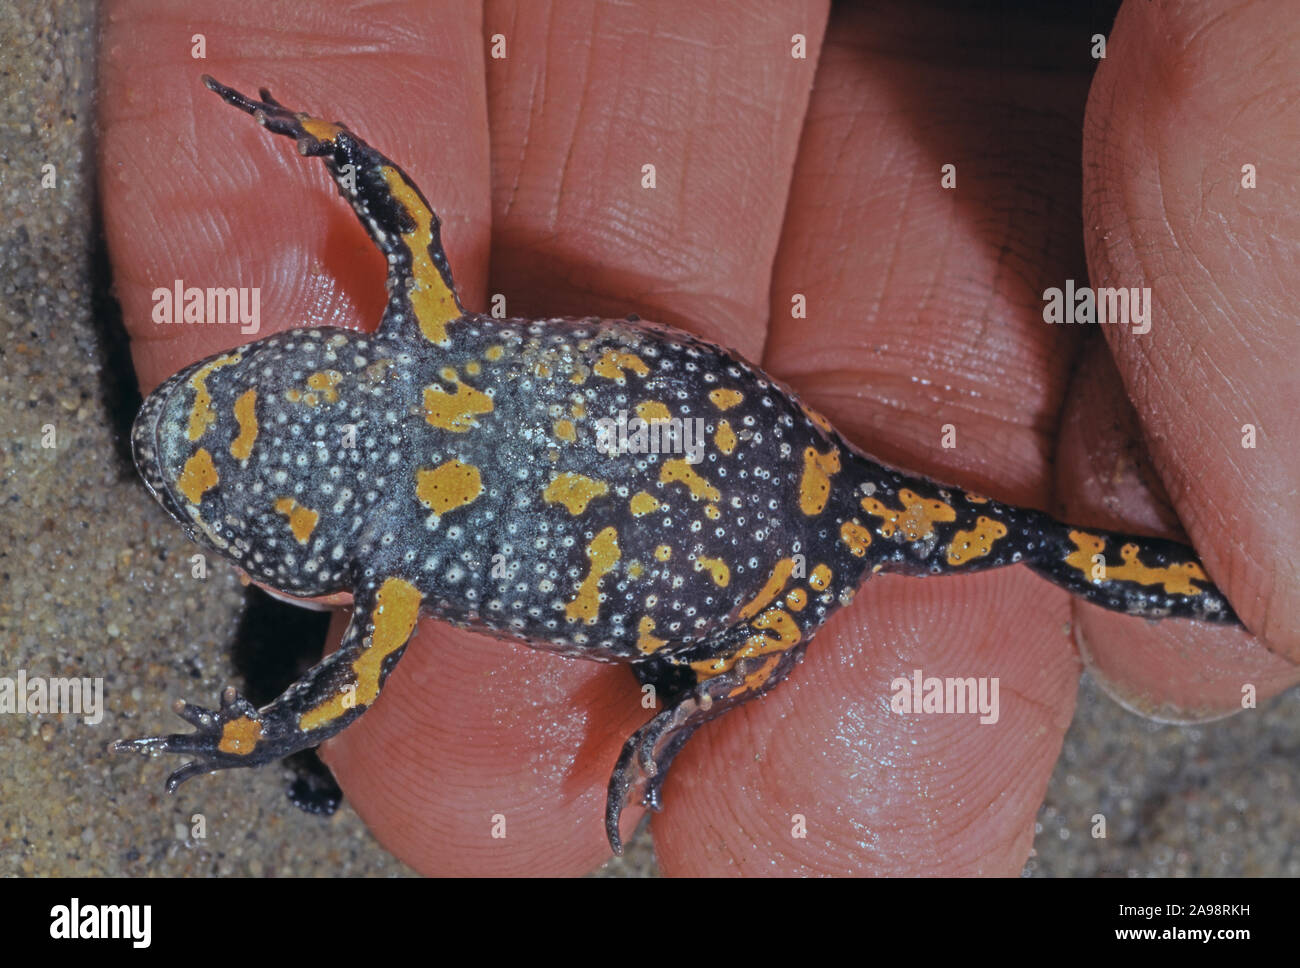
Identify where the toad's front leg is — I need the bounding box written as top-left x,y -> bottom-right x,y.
114,577 -> 422,791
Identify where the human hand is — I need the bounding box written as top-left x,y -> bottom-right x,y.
101,0 -> 1299,875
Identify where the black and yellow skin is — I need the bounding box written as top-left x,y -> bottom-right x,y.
117,78 -> 1240,854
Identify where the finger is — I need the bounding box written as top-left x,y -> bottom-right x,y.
655,2 -> 1095,873
320,610 -> 647,875
450,0 -> 828,871
1054,340 -> 1299,719
102,0 -> 490,389
1081,0 -> 1300,659
485,0 -> 829,356
659,570 -> 1080,874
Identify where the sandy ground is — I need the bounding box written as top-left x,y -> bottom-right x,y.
1,0 -> 1295,878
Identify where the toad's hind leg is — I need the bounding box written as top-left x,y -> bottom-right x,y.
113,577 -> 422,792
202,75 -> 464,344
606,633 -> 806,854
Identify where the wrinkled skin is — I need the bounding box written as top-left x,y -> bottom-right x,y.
101,0 -> 1300,875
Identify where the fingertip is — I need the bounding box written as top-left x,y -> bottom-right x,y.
324,620 -> 648,875
653,570 -> 1078,875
